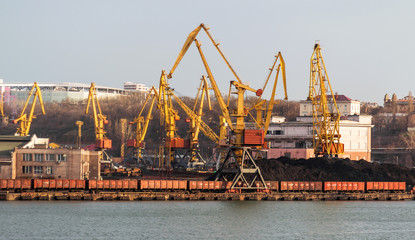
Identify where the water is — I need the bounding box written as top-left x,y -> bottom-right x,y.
0,201 -> 415,240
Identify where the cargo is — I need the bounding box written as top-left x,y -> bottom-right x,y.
115,180 -> 122,189
129,180 -> 138,190
366,182 -> 374,191
304,182 -> 310,191
63,180 -> 70,189
203,181 -> 209,190
0,179 -> 7,189
399,182 -> 406,191
103,180 -> 110,189
7,179 -> 14,189
178,180 -> 187,190
43,179 -> 50,189
287,182 -> 294,191
315,182 -> 323,191
122,180 -> 129,189
89,180 -> 97,189
34,179 -> 43,189
161,180 -> 167,189
281,181 -> 288,191
148,180 -> 155,189
299,182 -> 305,191
14,179 -> 22,189
357,182 -> 365,192
69,180 -> 77,189
208,181 -> 215,190
166,180 -> 173,189
197,181 -> 203,190
140,180 -> 149,190
341,182 -> 348,191
154,180 -> 161,189
50,180 -> 56,189
173,180 -> 180,189
56,180 -> 63,189
77,180 -> 85,189
214,181 -> 222,190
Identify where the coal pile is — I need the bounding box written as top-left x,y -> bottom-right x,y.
257,157 -> 415,186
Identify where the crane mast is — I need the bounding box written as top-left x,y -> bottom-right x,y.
13,82 -> 46,136
308,43 -> 344,157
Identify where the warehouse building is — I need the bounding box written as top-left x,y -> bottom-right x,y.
266,95 -> 373,161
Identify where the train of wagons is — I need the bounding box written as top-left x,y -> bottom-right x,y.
0,179 -> 409,193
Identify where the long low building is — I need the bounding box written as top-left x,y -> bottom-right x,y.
0,80 -> 148,104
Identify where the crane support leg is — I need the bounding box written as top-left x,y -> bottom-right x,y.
215,147 -> 267,190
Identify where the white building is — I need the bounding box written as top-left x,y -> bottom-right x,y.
299,95 -> 360,116
123,82 -> 150,92
266,115 -> 373,161
0,80 -> 130,104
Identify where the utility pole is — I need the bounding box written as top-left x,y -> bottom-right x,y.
76,121 -> 84,148
120,118 -> 127,162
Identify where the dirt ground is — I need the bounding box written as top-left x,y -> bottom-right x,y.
257,157 -> 415,187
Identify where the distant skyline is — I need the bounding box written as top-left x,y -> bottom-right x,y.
1,0 -> 414,104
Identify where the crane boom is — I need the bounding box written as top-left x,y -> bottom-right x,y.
172,89 -> 219,144
168,23 -> 242,84
13,82 -> 46,136
309,43 -> 343,157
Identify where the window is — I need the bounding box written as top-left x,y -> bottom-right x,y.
23,153 -> 32,161
57,154 -> 67,162
45,167 -> 52,175
273,130 -> 284,135
22,166 -> 32,174
344,105 -> 347,110
45,154 -> 55,161
34,166 -> 43,174
34,154 -> 44,162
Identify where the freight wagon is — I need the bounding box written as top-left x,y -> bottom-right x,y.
0,179 -> 409,194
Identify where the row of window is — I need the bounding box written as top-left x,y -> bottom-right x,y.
23,153 -> 67,162
22,166 -> 53,174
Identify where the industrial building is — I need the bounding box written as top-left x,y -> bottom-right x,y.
0,135 -> 100,180
266,95 -> 373,161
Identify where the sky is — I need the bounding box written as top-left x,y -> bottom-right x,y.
0,0 -> 414,104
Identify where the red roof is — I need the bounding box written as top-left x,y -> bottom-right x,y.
312,95 -> 353,102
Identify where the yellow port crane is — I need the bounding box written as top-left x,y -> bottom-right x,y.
308,43 -> 344,157
85,82 -> 112,150
167,23 -> 288,189
13,82 -> 46,136
158,71 -> 183,169
171,75 -> 218,168
128,86 -> 159,162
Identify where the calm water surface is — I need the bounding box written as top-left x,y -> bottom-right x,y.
0,201 -> 414,240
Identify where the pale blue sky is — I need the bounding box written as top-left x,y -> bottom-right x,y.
0,0 -> 414,104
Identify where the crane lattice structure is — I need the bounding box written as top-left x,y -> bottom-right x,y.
13,82 -> 45,136
308,43 -> 344,157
